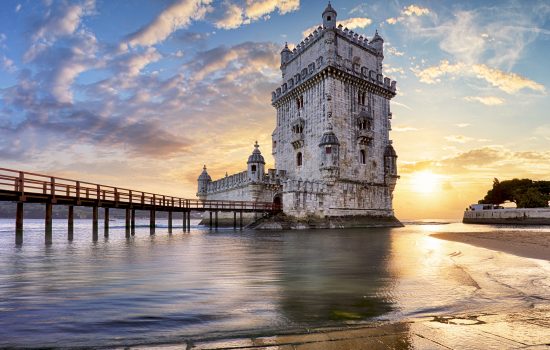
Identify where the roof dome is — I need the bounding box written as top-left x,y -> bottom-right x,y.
323,2 -> 337,16
384,144 -> 397,157
247,141 -> 265,164
319,124 -> 340,146
370,30 -> 384,42
198,165 -> 212,181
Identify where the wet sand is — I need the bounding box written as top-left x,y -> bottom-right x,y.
433,231 -> 550,261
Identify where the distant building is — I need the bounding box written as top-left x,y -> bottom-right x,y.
197,3 -> 399,222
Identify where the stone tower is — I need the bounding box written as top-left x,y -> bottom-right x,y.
271,2 -> 399,219
196,165 -> 211,200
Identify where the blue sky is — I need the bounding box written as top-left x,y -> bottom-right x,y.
1,0 -> 549,218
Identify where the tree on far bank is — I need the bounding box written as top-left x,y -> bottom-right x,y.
479,178 -> 549,208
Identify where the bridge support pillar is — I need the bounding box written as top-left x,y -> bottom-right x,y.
182,212 -> 186,231
215,211 -> 218,230
187,211 -> 191,232
168,210 -> 173,234
45,202 -> 52,245
92,206 -> 98,241
16,202 -> 23,244
209,212 -> 212,229
131,209 -> 136,235
233,211 -> 237,230
150,209 -> 155,235
68,205 -> 74,241
104,208 -> 109,237
125,208 -> 131,238
240,211 -> 243,230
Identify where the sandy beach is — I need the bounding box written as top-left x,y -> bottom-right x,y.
433,231 -> 550,261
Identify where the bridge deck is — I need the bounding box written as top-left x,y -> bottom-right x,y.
0,167 -> 278,243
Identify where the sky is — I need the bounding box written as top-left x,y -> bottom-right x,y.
0,0 -> 549,219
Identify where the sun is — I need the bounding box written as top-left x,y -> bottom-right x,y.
410,171 -> 441,194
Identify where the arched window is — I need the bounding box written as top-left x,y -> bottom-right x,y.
325,146 -> 332,154
296,152 -> 303,166
360,150 -> 366,164
251,165 -> 257,172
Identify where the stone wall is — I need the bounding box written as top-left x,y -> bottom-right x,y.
463,208 -> 550,224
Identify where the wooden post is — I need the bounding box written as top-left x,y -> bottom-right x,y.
131,209 -> 136,235
239,211 -> 243,230
16,202 -> 23,244
68,205 -> 74,241
92,206 -> 98,241
150,209 -> 155,235
104,208 -> 109,237
45,202 -> 53,244
182,211 -> 187,231
233,211 -> 237,230
215,211 -> 218,230
187,210 -> 191,232
209,211 -> 212,229
168,210 -> 173,233
125,208 -> 131,237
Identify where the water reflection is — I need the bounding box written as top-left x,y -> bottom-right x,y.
0,220 -> 548,347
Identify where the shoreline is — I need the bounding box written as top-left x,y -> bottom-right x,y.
432,231 -> 550,261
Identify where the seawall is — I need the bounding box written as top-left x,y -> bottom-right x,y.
463,208 -> 550,225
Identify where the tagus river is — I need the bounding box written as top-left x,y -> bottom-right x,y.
0,219 -> 548,348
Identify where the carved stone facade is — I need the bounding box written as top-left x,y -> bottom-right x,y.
197,3 -> 399,220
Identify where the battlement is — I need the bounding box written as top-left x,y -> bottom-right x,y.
272,64 -> 397,104
207,169 -> 284,195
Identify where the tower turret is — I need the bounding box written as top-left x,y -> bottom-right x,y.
322,2 -> 337,29
281,42 -> 292,67
247,141 -> 265,182
370,30 -> 384,54
197,165 -> 211,200
319,124 -> 340,183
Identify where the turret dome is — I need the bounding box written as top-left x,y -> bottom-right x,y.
319,124 -> 340,146
247,141 -> 266,164
198,165 -> 212,181
384,144 -> 397,157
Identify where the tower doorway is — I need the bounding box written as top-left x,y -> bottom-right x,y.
273,194 -> 282,211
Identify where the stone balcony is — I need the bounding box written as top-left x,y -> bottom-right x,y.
357,130 -> 374,145
291,133 -> 304,149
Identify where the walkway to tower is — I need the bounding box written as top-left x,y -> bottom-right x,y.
0,167 -> 280,244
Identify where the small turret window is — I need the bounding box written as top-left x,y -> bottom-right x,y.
251,165 -> 257,172
358,91 -> 366,105
296,95 -> 304,109
296,152 -> 303,166
358,119 -> 371,130
325,146 -> 332,154
360,150 -> 366,164
327,16 -> 331,21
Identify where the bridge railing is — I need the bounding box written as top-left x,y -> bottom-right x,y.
0,167 -> 280,212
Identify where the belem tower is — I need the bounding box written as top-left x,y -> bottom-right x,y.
196,3 -> 400,228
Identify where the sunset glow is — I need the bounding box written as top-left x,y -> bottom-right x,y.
410,171 -> 442,194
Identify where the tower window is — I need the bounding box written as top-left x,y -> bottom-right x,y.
360,150 -> 366,164
251,165 -> 257,172
327,16 -> 331,21
358,118 -> 371,130
325,146 -> 332,154
296,152 -> 303,166
273,140 -> 277,148
358,91 -> 366,105
296,95 -> 304,109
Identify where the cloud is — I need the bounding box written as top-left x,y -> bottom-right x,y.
302,17 -> 372,37
412,60 -> 545,94
386,46 -> 404,56
245,0 -> 299,20
24,0 -> 96,62
15,4 -> 21,12
456,123 -> 471,128
445,135 -> 474,144
1,56 -> 15,72
213,0 -> 299,30
393,125 -> 418,132
386,4 -> 430,25
464,96 -> 505,106
124,0 -> 212,48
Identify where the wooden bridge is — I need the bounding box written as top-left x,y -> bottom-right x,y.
0,167 -> 280,244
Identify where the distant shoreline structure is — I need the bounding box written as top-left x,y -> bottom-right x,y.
463,206 -> 550,225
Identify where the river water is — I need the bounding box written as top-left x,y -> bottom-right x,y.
0,218 -> 548,347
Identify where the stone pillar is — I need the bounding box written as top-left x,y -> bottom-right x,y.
16,202 -> 23,244
68,205 -> 74,241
